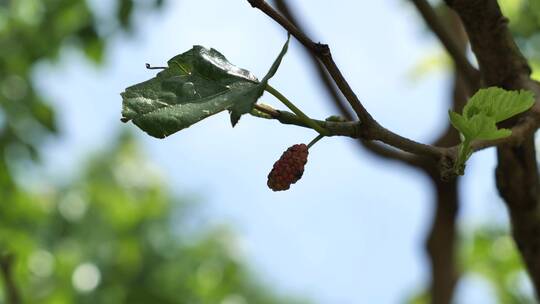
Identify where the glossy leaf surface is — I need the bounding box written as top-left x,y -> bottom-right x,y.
121,36 -> 289,138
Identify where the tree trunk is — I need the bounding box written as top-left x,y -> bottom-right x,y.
446,0 -> 540,297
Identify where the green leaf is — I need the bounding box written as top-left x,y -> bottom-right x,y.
463,87 -> 535,122
229,34 -> 290,126
448,87 -> 534,175
467,113 -> 512,140
121,35 -> 290,138
449,111 -> 511,141
449,111 -> 472,138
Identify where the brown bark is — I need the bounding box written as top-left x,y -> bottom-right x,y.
496,138 -> 540,292
425,178 -> 459,304
446,0 -> 540,298
423,10 -> 469,304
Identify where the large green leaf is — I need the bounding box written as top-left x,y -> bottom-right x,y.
121,36 -> 290,138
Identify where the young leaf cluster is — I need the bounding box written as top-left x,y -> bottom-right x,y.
448,87 -> 535,174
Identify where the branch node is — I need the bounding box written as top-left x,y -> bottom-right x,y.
439,154 -> 458,182
247,0 -> 260,8
314,43 -> 330,56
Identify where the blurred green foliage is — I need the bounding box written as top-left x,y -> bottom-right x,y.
0,0 -> 161,191
407,226 -> 534,304
500,0 -> 540,79
0,1 -> 306,303
407,1 -> 540,302
1,133 -> 306,303
2,0 -> 540,303
412,0 -> 540,80
460,227 -> 535,303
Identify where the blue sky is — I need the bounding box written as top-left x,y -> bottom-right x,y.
34,0 -> 512,303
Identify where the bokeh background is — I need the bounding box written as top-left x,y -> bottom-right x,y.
1,0 -> 540,303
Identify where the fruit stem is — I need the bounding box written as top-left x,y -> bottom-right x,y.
307,134 -> 324,149
265,84 -> 329,136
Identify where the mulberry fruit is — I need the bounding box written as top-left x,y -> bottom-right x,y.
267,144 -> 309,191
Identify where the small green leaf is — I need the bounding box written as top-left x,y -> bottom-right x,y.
121,35 -> 290,138
447,86 -> 534,175
449,111 -> 471,138
229,34 -> 290,126
466,113 -> 512,140
463,87 -> 535,122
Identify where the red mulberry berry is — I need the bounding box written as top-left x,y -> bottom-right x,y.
267,144 -> 309,191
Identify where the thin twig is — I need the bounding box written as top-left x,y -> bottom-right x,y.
265,84 -> 329,135
252,104 -> 359,137
272,0 -> 426,168
253,103 -> 446,159
248,0 -> 447,159
307,134 -> 324,149
247,0 -> 374,125
275,0 -> 355,120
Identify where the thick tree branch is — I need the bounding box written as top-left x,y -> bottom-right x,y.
0,253 -> 20,304
425,177 -> 459,304
445,0 -> 531,87
495,135 -> 540,293
410,0 -> 480,92
366,123 -> 445,158
423,11 -> 468,304
445,0 -> 540,298
361,140 -> 428,166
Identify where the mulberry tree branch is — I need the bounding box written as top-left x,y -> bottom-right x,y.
248,0 -> 448,161
269,3 -> 462,303
247,0 -> 374,125
248,0 -> 540,180
272,0 -> 426,168
252,104 -> 359,137
422,10 -> 469,304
